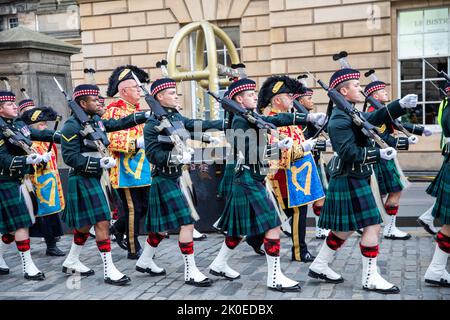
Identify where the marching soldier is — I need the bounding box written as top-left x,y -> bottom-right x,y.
363,71 -> 432,240
138,77 -> 224,287
60,84 -> 150,285
308,67 -> 418,293
265,75 -> 323,263
212,76 -> 325,291
0,88 -> 56,280
423,81 -> 450,287
295,76 -> 330,240
103,65 -> 153,259
21,106 -> 66,256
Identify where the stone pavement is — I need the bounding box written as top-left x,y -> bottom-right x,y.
0,228 -> 449,300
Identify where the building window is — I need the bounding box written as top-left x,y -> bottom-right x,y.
189,26 -> 241,119
8,17 -> 18,29
398,7 -> 449,127
0,18 -> 4,32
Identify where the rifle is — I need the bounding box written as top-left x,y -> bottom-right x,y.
131,72 -> 193,158
424,59 -> 450,82
206,90 -> 277,132
42,114 -> 62,170
0,117 -> 38,156
305,72 -> 392,153
53,77 -> 110,158
361,91 -> 412,137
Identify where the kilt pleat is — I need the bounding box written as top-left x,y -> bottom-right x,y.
426,156 -> 449,197
217,164 -> 235,199
61,175 -> 111,229
429,161 -> 450,224
217,169 -> 281,237
319,176 -> 382,231
0,181 -> 33,234
145,176 -> 194,232
373,159 -> 404,195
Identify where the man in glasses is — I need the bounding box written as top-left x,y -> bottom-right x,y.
102,65 -> 153,260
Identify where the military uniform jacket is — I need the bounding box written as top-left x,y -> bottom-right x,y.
327,99 -> 406,179
61,112 -> 147,177
0,117 -> 60,181
144,107 -> 225,179
231,110 -> 308,182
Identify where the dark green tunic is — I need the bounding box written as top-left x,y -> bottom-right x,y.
0,117 -> 60,233
60,112 -> 148,228
143,107 -> 225,232
319,100 -> 406,231
217,111 -> 308,236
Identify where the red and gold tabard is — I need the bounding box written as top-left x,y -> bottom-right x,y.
102,99 -> 151,188
268,108 -> 307,206
31,142 -> 65,216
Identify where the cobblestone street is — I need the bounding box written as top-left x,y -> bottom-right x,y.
0,228 -> 449,300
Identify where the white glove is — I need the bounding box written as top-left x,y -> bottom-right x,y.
100,157 -> 117,169
41,151 -> 53,163
408,135 -> 419,144
379,147 -> 397,160
136,136 -> 145,149
209,136 -> 221,145
307,112 -> 327,127
177,152 -> 191,164
423,127 -> 433,136
277,137 -> 293,150
26,154 -> 43,165
144,111 -> 151,119
301,138 -> 317,152
399,94 -> 418,109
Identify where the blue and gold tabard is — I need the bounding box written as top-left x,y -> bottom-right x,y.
103,99 -> 151,188
286,152 -> 325,208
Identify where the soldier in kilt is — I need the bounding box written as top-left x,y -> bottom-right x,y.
423,81 -> 450,287
139,78 -> 224,287
60,84 -> 150,286
213,77 -> 326,292
295,77 -> 330,240
20,106 -> 66,257
308,68 -> 418,294
0,90 -> 58,281
266,76 -> 323,263
363,73 -> 433,240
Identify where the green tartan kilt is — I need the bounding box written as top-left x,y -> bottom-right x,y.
216,169 -> 281,237
319,176 -> 382,231
61,175 -> 111,229
429,161 -> 450,224
145,175 -> 194,233
0,181 -> 33,234
217,164 -> 235,199
373,159 -> 404,195
426,156 -> 449,198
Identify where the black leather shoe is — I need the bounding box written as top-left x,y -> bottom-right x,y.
301,252 -> 315,263
269,283 -> 301,292
136,265 -> 166,276
362,285 -> 400,294
24,272 -> 45,281
251,245 -> 265,256
104,275 -> 131,286
185,277 -> 212,287
46,246 -> 66,257
0,267 -> 9,275
308,270 -> 344,284
110,225 -> 127,251
127,248 -> 143,260
417,218 -> 438,236
193,234 -> 207,241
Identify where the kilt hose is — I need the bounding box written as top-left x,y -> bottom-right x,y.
428,159 -> 450,225
373,158 -> 404,195
0,180 -> 33,234
145,175 -> 194,233
113,186 -> 149,254
319,176 -> 382,232
62,175 -> 111,229
217,169 -> 281,237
